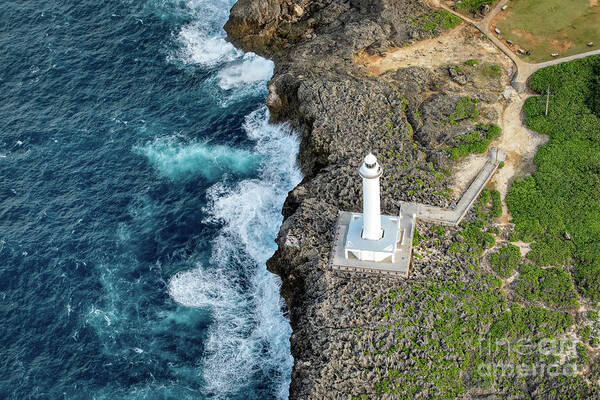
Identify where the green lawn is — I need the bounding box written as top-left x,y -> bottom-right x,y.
495,0 -> 600,62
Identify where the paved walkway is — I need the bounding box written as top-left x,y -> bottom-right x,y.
433,0 -> 600,91
400,148 -> 506,226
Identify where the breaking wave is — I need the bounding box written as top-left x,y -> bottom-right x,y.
217,53 -> 274,90
169,107 -> 301,399
136,136 -> 260,181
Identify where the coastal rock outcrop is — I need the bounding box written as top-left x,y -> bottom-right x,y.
224,1 -> 527,398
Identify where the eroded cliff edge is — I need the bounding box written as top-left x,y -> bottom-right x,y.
222,1 -> 580,398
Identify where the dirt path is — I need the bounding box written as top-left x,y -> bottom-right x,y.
358,25 -> 506,76
490,90 -> 547,198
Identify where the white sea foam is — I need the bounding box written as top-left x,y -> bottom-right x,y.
169,0 -> 238,68
217,53 -> 274,90
169,0 -> 273,102
173,26 -> 241,67
168,107 -> 301,399
135,136 -> 259,181
164,0 -> 301,397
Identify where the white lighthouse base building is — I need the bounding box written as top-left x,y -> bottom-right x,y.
330,210 -> 414,277
344,214 -> 401,262
330,148 -> 506,277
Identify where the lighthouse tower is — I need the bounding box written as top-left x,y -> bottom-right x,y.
342,153 -> 401,263
360,153 -> 383,240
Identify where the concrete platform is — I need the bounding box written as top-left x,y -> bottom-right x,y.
345,213 -> 400,262
330,211 -> 411,277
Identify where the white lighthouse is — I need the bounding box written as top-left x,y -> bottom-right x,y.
359,153 -> 383,240
342,153 -> 401,263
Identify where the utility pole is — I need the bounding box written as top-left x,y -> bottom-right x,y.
545,84 -> 550,117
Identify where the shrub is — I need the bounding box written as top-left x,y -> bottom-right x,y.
464,59 -> 480,66
479,63 -> 502,79
447,124 -> 501,160
489,244 -> 521,277
413,10 -> 463,34
456,0 -> 495,14
490,190 -> 502,218
515,263 -> 579,307
479,189 -> 491,206
506,55 -> 600,300
486,303 -> 573,342
449,97 -> 480,124
431,225 -> 445,236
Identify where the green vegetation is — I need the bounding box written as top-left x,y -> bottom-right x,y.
447,123 -> 501,160
478,63 -> 502,79
495,0 -> 600,62
362,275 -> 576,398
505,56 -> 600,300
588,61 -> 600,117
515,263 -> 579,307
431,225 -> 445,236
449,97 -> 480,125
578,325 -> 592,343
370,276 -> 507,398
452,220 -> 496,262
490,189 -> 502,218
464,59 -> 480,66
479,188 -> 491,205
489,244 -> 521,278
353,194 -> 592,398
456,0 -> 495,15
410,10 -> 463,34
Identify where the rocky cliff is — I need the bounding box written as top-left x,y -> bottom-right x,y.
223,1 -> 595,399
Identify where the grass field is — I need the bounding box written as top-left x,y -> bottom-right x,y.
494,0 -> 600,62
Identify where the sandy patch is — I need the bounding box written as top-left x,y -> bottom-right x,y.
451,154 -> 488,196
490,90 -> 548,221
550,38 -> 575,52
509,28 -> 542,46
357,25 -> 508,76
591,0 -> 598,7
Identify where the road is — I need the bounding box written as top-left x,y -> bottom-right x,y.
432,0 -> 600,91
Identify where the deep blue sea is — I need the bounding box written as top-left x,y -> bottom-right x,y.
0,1 -> 301,399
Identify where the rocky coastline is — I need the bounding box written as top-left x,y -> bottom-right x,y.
222,1 -> 574,398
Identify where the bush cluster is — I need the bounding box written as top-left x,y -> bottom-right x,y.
489,244 -> 521,278
505,55 -> 600,299
411,10 -> 462,34
515,263 -> 579,307
449,97 -> 480,125
490,189 -> 502,218
456,0 -> 495,14
448,123 -> 501,160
